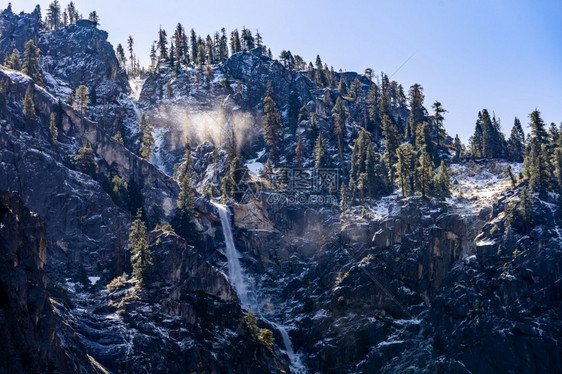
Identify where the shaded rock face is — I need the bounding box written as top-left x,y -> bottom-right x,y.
0,9 -> 42,56
0,191 -> 91,374
0,130 -> 130,275
0,9 -> 138,144
426,196 -> 562,374
90,230 -> 287,374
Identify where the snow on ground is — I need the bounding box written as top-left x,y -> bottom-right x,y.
246,149 -> 266,176
129,78 -> 146,101
448,161 -> 523,216
88,276 -> 101,285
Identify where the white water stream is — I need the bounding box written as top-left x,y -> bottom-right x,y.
213,202 -> 307,373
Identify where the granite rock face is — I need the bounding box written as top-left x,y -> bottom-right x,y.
0,191 -> 94,374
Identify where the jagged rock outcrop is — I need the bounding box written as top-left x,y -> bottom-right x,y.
0,191 -> 95,374
94,229 -> 288,374
0,9 -> 138,142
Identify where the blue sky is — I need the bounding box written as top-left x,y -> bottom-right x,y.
15,0 -> 562,142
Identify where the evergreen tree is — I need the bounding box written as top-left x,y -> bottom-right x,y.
66,2 -> 78,24
287,89 -> 300,135
139,113 -> 154,160
337,78 -> 348,96
406,83 -> 426,140
230,29 -> 241,54
453,134 -> 463,160
395,143 -> 416,197
219,28 -> 229,61
434,160 -> 451,197
221,156 -> 243,201
332,96 -> 347,165
294,136 -> 304,167
349,78 -> 363,101
366,83 -> 381,138
128,210 -> 152,283
73,141 -> 97,175
23,85 -> 36,124
49,113 -> 58,145
379,73 -> 392,120
339,182 -> 348,214
417,152 -> 434,198
525,110 -> 550,194
308,114 -> 320,145
382,114 -> 400,185
116,43 -> 127,70
190,29 -> 198,63
157,27 -> 168,61
75,85 -> 89,114
149,43 -> 157,71
22,40 -> 43,86
314,133 -> 327,169
47,0 -> 61,30
263,82 -> 282,162
507,117 -> 525,162
4,48 -> 21,70
415,122 -> 437,164
470,114 -> 484,158
314,55 -> 328,87
113,131 -> 124,145
431,101 -> 447,147
88,11 -> 99,25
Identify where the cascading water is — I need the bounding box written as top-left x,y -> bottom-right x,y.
213,202 -> 307,373
214,203 -> 250,308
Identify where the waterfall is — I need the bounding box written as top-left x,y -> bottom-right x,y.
214,203 -> 251,308
213,202 -> 307,373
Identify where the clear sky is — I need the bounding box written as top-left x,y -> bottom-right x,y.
14,0 -> 562,142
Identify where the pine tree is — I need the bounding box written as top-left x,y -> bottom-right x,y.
314,55 -> 328,87
230,29 -> 241,54
49,113 -> 58,145
128,209 -> 152,283
349,78 -> 363,101
406,83 -> 426,140
88,11 -> 99,25
332,96 -> 347,165
507,117 -> 525,162
470,114 -> 484,158
66,2 -> 78,24
415,122 -> 436,164
73,141 -> 97,175
417,152 -> 434,198
366,83 -> 381,138
139,114 -> 154,160
287,89 -> 300,135
47,0 -> 61,30
75,85 -> 89,114
116,44 -> 127,70
113,131 -> 124,145
395,143 -> 416,197
382,114 -> 400,185
431,101 -> 447,147
22,40 -> 43,86
294,136 -> 304,167
263,82 -> 282,162
434,160 -> 451,197
525,110 -> 550,194
339,182 -> 348,213
23,85 -> 36,124
314,133 -> 327,169
453,134 -> 463,160
157,27 -> 168,61
4,48 -> 21,70
337,78 -> 348,96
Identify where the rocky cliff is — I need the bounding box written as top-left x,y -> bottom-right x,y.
0,191 -> 96,374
